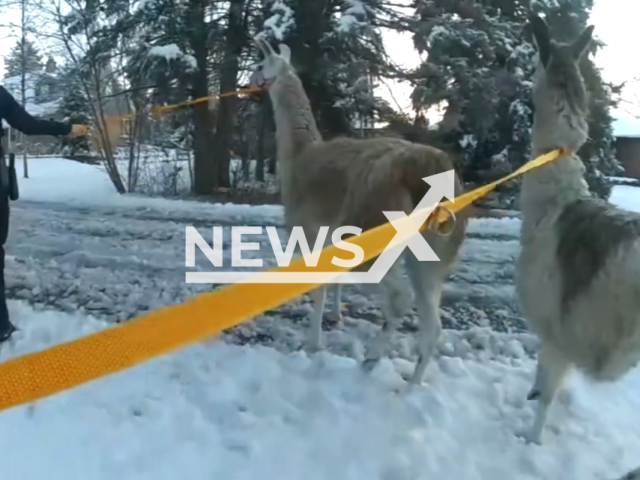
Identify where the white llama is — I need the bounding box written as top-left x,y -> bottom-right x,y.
249,35 -> 468,384
517,17 -> 640,471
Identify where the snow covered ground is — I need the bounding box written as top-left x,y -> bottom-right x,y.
110,144 -> 279,197
0,157 -> 639,479
7,157 -> 523,334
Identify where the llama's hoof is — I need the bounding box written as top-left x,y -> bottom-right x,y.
361,357 -> 380,373
516,427 -> 542,445
304,338 -> 322,353
406,373 -> 424,386
406,353 -> 429,386
527,389 -> 541,401
524,431 -> 543,445
515,430 -> 542,445
324,310 -> 343,328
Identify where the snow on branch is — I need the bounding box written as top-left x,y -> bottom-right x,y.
263,0 -> 294,41
337,0 -> 369,33
147,44 -> 197,71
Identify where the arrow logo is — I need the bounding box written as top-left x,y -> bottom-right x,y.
186,170 -> 456,284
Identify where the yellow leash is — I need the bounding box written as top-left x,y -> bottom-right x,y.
0,148 -> 567,413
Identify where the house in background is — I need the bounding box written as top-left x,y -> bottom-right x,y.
613,114 -> 640,179
1,57 -> 65,155
1,57 -> 135,158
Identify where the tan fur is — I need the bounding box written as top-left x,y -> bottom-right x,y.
286,136 -> 467,271
251,35 -> 467,383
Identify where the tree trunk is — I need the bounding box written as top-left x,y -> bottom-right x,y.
289,1 -> 351,140
263,95 -> 277,175
188,0 -> 216,195
211,0 -> 246,189
268,154 -> 277,175
313,78 -> 352,139
20,0 -> 28,179
256,95 -> 266,182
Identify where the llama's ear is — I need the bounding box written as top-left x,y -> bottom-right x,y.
254,35 -> 275,58
278,44 -> 291,63
530,14 -> 551,67
572,25 -> 594,60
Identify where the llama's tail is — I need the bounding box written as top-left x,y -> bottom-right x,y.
392,144 -> 479,223
396,146 -> 462,207
338,139 -> 470,272
374,143 -> 469,269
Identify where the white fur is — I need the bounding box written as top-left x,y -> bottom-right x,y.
517,16 -> 640,445
251,35 -> 466,384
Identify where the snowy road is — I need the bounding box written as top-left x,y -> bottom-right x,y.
0,158 -> 639,479
6,188 -> 526,356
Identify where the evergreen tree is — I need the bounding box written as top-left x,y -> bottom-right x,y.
258,0 -> 399,138
56,65 -> 91,155
408,0 -> 622,204
4,38 -> 43,77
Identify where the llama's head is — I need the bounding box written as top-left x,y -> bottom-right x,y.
250,35 -> 293,91
529,14 -> 594,153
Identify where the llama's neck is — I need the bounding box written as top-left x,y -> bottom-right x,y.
519,80 -> 592,236
268,70 -> 322,173
519,144 -> 591,237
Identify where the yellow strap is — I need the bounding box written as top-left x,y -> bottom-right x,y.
153,87 -> 263,115
97,87 -> 264,122
438,148 -> 569,212
433,148 -> 568,222
0,148 -> 566,412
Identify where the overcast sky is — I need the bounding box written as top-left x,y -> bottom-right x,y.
375,0 -> 640,120
0,0 -> 635,119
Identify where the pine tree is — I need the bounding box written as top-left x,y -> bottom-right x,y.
408,0 -> 622,203
56,66 -> 91,156
257,0 -> 398,139
4,38 -> 42,77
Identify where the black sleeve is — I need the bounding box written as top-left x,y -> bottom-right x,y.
0,86 -> 72,136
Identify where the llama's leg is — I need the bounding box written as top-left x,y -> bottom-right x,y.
404,253 -> 445,385
525,342 -> 571,444
362,259 -> 411,371
306,286 -> 327,352
328,284 -> 343,324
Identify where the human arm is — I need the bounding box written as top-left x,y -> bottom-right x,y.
0,85 -> 72,136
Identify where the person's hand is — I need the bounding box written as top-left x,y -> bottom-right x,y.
69,124 -> 89,138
